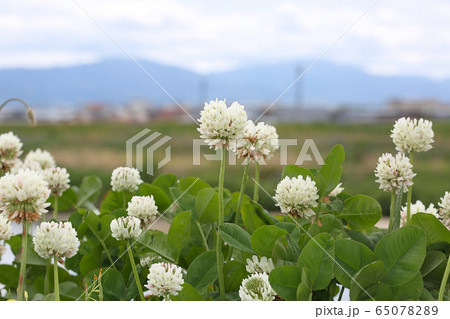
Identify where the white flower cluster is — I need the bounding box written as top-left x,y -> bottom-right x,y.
110,167 -> 143,192
0,169 -> 50,223
42,167 -> 70,197
0,132 -> 23,172
25,148 -> 56,169
438,192 -> 450,229
146,262 -> 184,297
374,153 -> 415,193
246,256 -> 274,274
274,175 -> 319,218
10,158 -> 42,174
33,221 -> 79,259
127,195 -> 158,227
239,273 -> 276,301
400,200 -> 438,226
391,117 -> 434,153
329,183 -> 344,198
0,215 -> 12,241
235,121 -> 279,163
198,99 -> 248,150
110,216 -> 142,240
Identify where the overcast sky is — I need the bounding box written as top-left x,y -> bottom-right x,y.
1,0 -> 450,79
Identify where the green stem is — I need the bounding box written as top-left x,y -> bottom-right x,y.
253,162 -> 260,202
53,255 -> 60,301
83,218 -> 117,269
388,191 -> 396,232
216,148 -> 226,300
127,242 -> 145,301
438,255 -> 450,301
17,220 -> 28,301
338,285 -> 345,301
44,259 -> 51,295
53,197 -> 59,220
235,161 -> 250,224
196,222 -> 209,251
406,151 -> 414,223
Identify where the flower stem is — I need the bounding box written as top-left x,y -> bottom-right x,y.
53,255 -> 60,301
388,191 -> 396,232
406,151 -> 414,222
17,220 -> 28,301
44,259 -> 51,295
438,255 -> 450,301
253,162 -> 260,202
216,148 -> 226,300
235,161 -> 250,224
196,221 -> 209,251
53,197 -> 59,220
127,241 -> 145,301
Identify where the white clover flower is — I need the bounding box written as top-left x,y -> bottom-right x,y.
140,256 -> 154,268
400,200 -> 439,226
239,273 -> 276,301
10,158 -> 42,174
0,169 -> 50,223
438,192 -> 450,230
391,117 -> 434,153
42,167 -> 70,197
246,256 -> 275,274
0,215 -> 12,240
25,148 -> 56,169
374,153 -> 415,193
274,175 -> 319,218
110,216 -> 142,240
127,195 -> 158,227
146,262 -> 184,297
110,167 -> 143,192
198,99 -> 248,150
33,221 -> 79,259
235,121 -> 279,163
0,132 -> 23,172
329,183 -> 344,198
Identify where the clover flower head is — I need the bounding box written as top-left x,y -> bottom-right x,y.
374,153 -> 415,193
10,159 -> 42,174
246,255 -> 275,274
25,148 -> 56,169
42,167 -> 70,197
110,167 -> 143,192
110,216 -> 142,240
0,169 -> 50,223
0,215 -> 12,241
0,132 -> 23,172
33,221 -> 79,259
146,262 -> 184,297
274,175 -> 319,218
235,121 -> 279,163
127,195 -> 158,227
391,117 -> 434,153
329,183 -> 344,198
198,99 -> 248,150
239,273 -> 276,301
400,200 -> 439,226
438,191 -> 450,229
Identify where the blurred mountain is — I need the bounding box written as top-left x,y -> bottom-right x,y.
1,58 -> 450,107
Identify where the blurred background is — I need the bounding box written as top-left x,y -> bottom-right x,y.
1,0 -> 449,213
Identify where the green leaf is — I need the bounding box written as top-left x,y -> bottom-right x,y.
374,226 -> 426,286
392,272 -> 423,301
316,145 -> 345,198
307,214 -> 343,240
282,165 -> 315,180
408,213 -> 450,244
138,183 -> 172,212
194,188 -> 219,223
218,223 -> 255,254
171,283 -> 204,301
49,188 -> 77,211
186,250 -> 218,294
0,265 -> 19,288
341,195 -> 382,230
59,281 -> 83,301
297,233 -> 335,290
79,247 -> 103,277
170,187 -> 195,211
350,260 -> 387,301
152,173 -> 177,196
136,230 -> 177,263
179,177 -> 210,196
344,229 -> 375,250
77,175 -> 103,207
251,225 -> 287,257
269,265 -> 302,301
168,210 -> 192,258
334,239 -> 375,288
101,268 -> 126,300
100,190 -> 132,213
240,202 -> 267,233
223,260 -> 248,292
420,251 -> 447,277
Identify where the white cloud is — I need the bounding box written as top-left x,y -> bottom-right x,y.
1,0 -> 450,78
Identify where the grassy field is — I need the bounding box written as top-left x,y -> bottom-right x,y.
2,120 -> 449,213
